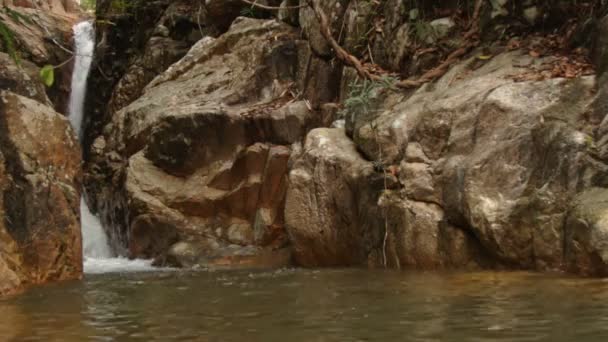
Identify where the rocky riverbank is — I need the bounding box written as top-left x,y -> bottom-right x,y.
79,0 -> 608,276
5,0 -> 608,297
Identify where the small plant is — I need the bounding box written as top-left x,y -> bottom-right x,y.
0,19 -> 19,65
240,6 -> 262,18
3,6 -> 32,25
109,0 -> 131,14
339,75 -> 397,120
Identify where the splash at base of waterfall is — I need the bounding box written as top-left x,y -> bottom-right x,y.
80,197 -> 158,274
83,257 -> 157,274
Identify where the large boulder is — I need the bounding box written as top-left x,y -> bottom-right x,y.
85,18 -> 323,268
285,128 -> 491,269
0,91 -> 82,296
285,128 -> 377,266
293,49 -> 607,273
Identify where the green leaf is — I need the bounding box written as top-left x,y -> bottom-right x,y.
40,65 -> 55,87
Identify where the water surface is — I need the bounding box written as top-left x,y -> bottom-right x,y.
2,269 -> 608,341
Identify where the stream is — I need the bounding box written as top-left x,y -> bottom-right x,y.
2,270 -> 608,341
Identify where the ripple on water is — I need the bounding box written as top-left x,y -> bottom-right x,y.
3,270 -> 608,341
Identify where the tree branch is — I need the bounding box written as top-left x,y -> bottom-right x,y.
304,0 -> 486,89
304,0 -> 377,80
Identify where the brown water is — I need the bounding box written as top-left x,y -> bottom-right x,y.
2,269 -> 608,341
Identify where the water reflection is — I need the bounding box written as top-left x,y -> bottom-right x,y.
2,270 -> 608,341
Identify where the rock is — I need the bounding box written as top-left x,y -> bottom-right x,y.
299,0 -> 350,57
523,6 -> 540,25
0,53 -> 51,105
0,5 -> 79,113
385,23 -> 412,71
565,188 -> 608,276
285,128 -> 377,266
342,50 -> 601,272
166,240 -> 292,269
278,0 -> 299,26
0,91 -> 82,296
399,162 -> 437,204
428,17 -> 455,43
286,128 -> 488,269
84,0 -> 198,151
296,42 -> 343,109
342,0 -> 375,56
85,18 -> 319,268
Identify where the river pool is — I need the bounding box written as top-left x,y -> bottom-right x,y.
2,269 -> 608,341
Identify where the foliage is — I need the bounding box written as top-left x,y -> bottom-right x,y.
0,7 -> 56,86
3,6 -> 32,25
39,65 -> 55,87
0,19 -> 19,65
80,0 -> 97,11
339,76 -> 397,120
240,6 -> 263,19
109,0 -> 131,13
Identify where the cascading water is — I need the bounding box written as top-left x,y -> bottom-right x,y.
68,21 -> 94,141
68,21 -> 155,273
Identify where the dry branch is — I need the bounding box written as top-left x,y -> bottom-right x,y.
304,0 -> 486,89
241,0 -> 306,10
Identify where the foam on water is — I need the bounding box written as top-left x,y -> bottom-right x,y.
83,257 -> 157,274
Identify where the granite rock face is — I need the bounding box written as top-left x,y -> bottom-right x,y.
85,18 -> 324,268
289,50 -> 608,273
0,91 -> 82,296
82,1 -> 608,276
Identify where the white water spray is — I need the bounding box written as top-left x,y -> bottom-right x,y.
68,21 -> 156,274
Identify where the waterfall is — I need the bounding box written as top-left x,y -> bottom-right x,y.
68,21 -> 94,140
68,20 -> 113,262
68,21 -> 156,273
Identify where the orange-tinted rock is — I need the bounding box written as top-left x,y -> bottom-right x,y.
0,91 -> 82,296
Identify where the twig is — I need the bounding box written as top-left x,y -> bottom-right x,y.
197,2 -> 204,38
29,1 -> 74,55
241,0 -> 306,10
52,53 -> 74,69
